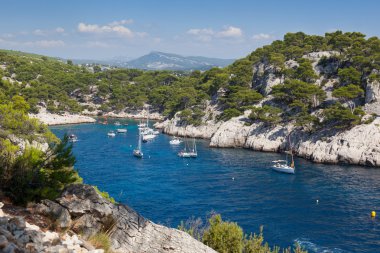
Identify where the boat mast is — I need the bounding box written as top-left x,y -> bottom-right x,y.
193,138 -> 197,153
138,128 -> 142,151
288,135 -> 295,168
146,106 -> 149,128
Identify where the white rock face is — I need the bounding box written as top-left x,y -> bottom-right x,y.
297,118 -> 380,166
365,76 -> 380,104
159,112 -> 380,167
156,119 -> 221,139
252,62 -> 284,95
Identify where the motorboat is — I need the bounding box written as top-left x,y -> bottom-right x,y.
117,128 -> 127,133
170,137 -> 182,145
68,134 -> 78,142
107,131 -> 116,137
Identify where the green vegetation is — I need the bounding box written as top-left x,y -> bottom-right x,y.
94,186 -> 116,203
0,94 -> 81,204
322,103 -> 364,129
1,30 -> 379,130
249,106 -> 282,125
179,214 -> 307,253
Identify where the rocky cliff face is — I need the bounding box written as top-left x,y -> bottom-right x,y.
34,184 -> 216,253
156,105 -> 380,167
209,116 -> 380,166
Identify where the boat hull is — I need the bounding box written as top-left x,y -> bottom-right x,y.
271,165 -> 295,174
133,150 -> 143,158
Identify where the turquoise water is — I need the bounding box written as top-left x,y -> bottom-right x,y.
51,120 -> 380,253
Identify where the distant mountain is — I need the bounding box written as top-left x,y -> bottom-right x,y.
125,52 -> 234,70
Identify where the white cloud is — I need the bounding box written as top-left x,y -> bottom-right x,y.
187,28 -> 214,36
187,26 -> 243,42
252,33 -> 273,40
217,26 -> 242,38
25,40 -> 65,48
108,19 -> 133,26
55,27 -> 65,33
78,20 -> 143,39
33,29 -> 46,36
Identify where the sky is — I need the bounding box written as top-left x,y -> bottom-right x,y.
0,0 -> 379,60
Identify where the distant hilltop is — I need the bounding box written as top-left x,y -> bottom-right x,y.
73,51 -> 235,71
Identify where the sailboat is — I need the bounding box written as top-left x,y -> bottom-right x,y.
133,128 -> 143,158
141,106 -> 157,142
178,138 -> 197,158
271,136 -> 295,174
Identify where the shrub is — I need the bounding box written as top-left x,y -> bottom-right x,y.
0,134 -> 82,205
202,214 -> 244,253
179,214 -> 308,253
94,186 -> 115,204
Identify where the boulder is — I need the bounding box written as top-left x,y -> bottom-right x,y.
34,200 -> 72,229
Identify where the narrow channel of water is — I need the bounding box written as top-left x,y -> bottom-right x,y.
51,119 -> 380,253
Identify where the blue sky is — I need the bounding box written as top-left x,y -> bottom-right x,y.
0,0 -> 379,60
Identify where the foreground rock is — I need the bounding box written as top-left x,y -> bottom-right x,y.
0,201 -> 102,253
34,184 -> 216,253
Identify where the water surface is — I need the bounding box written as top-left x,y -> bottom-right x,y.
51,120 -> 380,253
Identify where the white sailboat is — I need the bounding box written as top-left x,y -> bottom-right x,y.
271,136 -> 295,174
141,106 -> 157,142
178,138 -> 197,158
133,128 -> 143,158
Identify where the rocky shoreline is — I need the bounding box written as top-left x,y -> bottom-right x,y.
156,115 -> 380,167
29,108 -> 96,126
30,107 -> 164,126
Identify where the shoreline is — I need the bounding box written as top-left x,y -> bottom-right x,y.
30,108 -> 165,126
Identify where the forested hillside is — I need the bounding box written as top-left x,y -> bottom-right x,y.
1,31 -> 380,131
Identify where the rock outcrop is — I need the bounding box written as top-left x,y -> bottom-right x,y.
155,119 -> 221,139
364,70 -> 380,115
0,201 -> 102,253
209,115 -> 380,166
35,184 -> 216,253
251,62 -> 284,96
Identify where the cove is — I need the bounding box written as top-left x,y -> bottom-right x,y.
50,119 -> 380,253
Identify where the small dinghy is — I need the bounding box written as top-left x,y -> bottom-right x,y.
117,129 -> 127,133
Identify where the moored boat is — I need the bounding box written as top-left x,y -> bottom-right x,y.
170,137 -> 182,145
107,131 -> 116,137
68,134 -> 78,142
